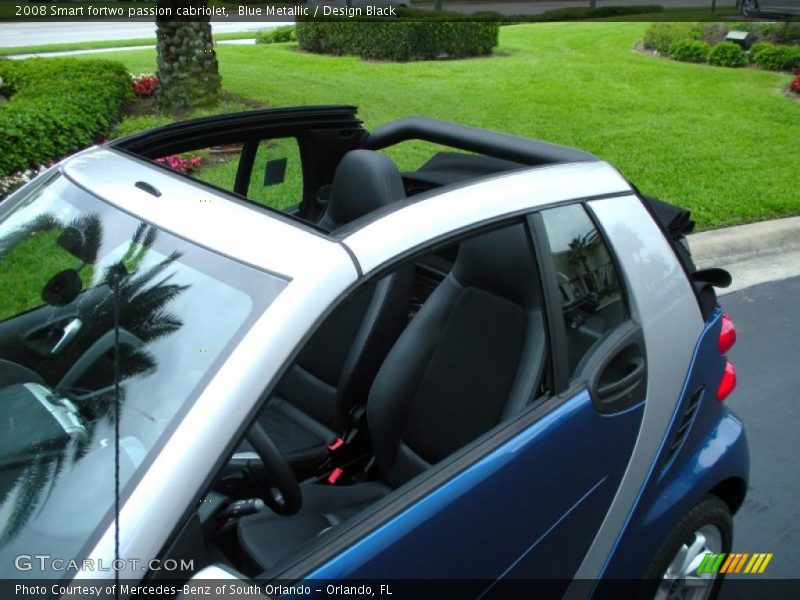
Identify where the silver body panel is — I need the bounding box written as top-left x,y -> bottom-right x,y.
570,196 -> 704,582
63,148 -> 344,281
344,161 -> 631,275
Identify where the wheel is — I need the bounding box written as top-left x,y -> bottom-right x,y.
741,0 -> 759,17
645,495 -> 733,600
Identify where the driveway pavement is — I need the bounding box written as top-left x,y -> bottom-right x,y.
721,275 -> 800,579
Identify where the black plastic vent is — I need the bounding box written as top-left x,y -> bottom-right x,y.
664,386 -> 704,466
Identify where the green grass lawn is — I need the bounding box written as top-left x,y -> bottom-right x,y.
73,22 -> 798,230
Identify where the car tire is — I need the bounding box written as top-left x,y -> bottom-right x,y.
644,495 -> 733,600
741,0 -> 760,17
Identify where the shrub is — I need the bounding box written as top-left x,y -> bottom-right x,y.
669,39 -> 711,63
708,42 -> 747,68
131,73 -> 159,98
296,14 -> 499,61
643,23 -> 703,55
0,58 -> 132,178
750,43 -> 800,72
256,25 -> 296,44
700,24 -> 731,46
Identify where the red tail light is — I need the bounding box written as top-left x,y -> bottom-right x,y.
718,313 -> 736,354
717,360 -> 737,402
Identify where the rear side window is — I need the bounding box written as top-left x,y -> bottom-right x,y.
154,138 -> 302,212
246,138 -> 303,211
540,204 -> 627,377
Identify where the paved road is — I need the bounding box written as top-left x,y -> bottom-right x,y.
416,0 -> 737,15
0,0 -> 739,48
0,21 -> 270,48
721,275 -> 800,579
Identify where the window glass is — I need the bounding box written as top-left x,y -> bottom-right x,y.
247,138 -> 303,211
152,138 -> 302,212
158,144 -> 243,192
0,174 -> 286,574
541,204 -> 627,377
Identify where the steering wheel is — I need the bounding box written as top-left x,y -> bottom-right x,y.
0,358 -> 45,388
245,421 -> 302,516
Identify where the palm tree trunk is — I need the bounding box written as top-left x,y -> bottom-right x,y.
155,1 -> 221,110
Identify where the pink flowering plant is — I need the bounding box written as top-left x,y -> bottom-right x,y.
154,154 -> 203,174
131,73 -> 159,98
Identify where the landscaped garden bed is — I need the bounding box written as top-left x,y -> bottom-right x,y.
641,22 -> 800,72
4,22 -> 799,229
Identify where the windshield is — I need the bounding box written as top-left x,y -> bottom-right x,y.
0,174 -> 286,574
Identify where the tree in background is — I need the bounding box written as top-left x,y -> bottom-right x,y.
155,1 -> 221,110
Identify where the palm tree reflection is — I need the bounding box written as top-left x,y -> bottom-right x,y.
0,217 -> 188,546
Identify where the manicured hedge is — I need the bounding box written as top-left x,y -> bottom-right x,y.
296,14 -> 498,61
642,23 -> 702,55
750,43 -> 800,72
0,58 -> 132,177
708,42 -> 747,68
297,6 -> 663,61
669,39 -> 710,64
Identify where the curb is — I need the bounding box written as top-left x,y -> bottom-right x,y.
688,216 -> 800,269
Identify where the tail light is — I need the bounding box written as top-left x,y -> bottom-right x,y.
717,360 -> 737,403
718,313 -> 736,354
716,313 -> 737,402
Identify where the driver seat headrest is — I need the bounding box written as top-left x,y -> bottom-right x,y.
317,150 -> 406,231
451,223 -> 542,309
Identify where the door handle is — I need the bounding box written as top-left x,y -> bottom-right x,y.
597,356 -> 645,399
51,318 -> 83,354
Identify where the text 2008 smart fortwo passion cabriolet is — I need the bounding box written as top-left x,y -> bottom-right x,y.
0,107 -> 746,599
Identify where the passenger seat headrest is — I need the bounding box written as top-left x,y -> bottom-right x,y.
318,150 -> 406,232
452,224 -> 542,309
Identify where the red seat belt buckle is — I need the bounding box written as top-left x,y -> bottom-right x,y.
327,467 -> 344,485
327,437 -> 345,452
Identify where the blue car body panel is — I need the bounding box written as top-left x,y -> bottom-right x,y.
300,308 -> 747,590
602,307 -> 749,579
304,391 -> 644,588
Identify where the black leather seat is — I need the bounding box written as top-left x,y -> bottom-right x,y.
250,150 -> 413,477
238,223 -> 547,571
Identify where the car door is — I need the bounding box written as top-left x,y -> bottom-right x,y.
109,106 -> 366,220
237,203 -> 639,596
165,161 -> 703,594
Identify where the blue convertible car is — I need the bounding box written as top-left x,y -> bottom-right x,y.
0,108 -> 747,599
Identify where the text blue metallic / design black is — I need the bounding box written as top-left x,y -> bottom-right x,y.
0,107 -> 747,600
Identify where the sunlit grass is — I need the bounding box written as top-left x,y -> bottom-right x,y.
77,22 -> 799,230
